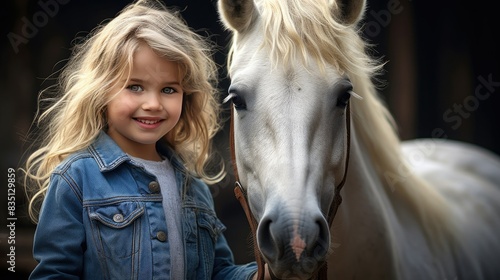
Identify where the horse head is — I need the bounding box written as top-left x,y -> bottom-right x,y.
219,0 -> 366,278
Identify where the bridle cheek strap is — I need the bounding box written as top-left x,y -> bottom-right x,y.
234,184 -> 265,279
230,103 -> 351,280
327,102 -> 351,225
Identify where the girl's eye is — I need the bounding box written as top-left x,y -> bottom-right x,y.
161,87 -> 176,94
127,85 -> 143,92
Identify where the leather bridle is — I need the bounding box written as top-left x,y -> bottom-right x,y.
229,102 -> 352,280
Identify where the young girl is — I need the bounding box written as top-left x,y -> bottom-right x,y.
23,0 -> 262,279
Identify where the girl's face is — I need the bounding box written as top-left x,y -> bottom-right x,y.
106,43 -> 184,160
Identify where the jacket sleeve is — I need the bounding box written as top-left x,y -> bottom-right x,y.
211,229 -> 258,280
200,181 -> 257,279
30,172 -> 85,279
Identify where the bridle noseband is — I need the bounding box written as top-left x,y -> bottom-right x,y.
229,103 -> 351,280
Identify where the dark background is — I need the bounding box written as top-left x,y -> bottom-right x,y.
1,0 -> 499,278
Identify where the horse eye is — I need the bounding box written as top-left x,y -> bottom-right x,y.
336,91 -> 352,107
224,92 -> 247,110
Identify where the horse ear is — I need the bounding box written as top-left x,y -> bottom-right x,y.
332,0 -> 366,25
218,0 -> 256,33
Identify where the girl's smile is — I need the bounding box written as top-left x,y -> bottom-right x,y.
134,117 -> 165,128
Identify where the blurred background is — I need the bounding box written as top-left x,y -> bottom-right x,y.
1,0 -> 499,278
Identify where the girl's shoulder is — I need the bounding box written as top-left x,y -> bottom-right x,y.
47,149 -> 103,200
49,142 -> 138,199
53,132 -> 128,175
53,132 -> 131,174
53,148 -> 96,174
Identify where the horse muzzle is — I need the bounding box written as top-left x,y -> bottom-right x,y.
256,204 -> 331,279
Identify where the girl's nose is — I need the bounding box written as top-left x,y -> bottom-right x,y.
142,92 -> 163,111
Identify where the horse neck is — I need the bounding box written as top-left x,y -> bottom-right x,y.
330,122 -> 457,279
329,124 -> 401,279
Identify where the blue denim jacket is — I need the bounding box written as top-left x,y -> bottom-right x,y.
30,132 -> 257,280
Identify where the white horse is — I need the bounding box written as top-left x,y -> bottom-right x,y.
218,0 -> 500,279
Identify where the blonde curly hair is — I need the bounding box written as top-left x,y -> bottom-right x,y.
23,0 -> 224,223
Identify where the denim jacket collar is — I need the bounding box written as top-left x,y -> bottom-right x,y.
89,131 -> 183,173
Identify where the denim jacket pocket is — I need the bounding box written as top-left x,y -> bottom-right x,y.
88,201 -> 145,259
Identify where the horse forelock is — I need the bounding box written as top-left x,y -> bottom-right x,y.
256,0 -> 373,75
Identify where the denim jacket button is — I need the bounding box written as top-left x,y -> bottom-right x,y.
148,181 -> 160,193
113,213 -> 124,223
156,231 -> 167,242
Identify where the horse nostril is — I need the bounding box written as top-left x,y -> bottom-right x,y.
313,217 -> 330,260
257,215 -> 281,261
